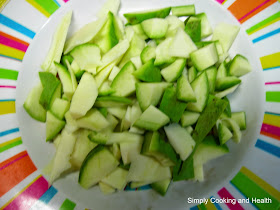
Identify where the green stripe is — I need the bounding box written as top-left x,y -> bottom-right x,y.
34,0 -> 59,15
231,172 -> 280,210
266,91 -> 280,102
246,12 -> 280,34
0,68 -> 18,80
198,203 -> 207,210
59,199 -> 76,210
0,140 -> 22,153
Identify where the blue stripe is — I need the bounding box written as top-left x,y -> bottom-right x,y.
0,99 -> 15,102
265,111 -> 280,116
0,54 -> 22,61
190,206 -> 199,210
0,128 -> 19,137
253,28 -> 280,43
210,196 -> 222,210
38,186 -> 58,204
52,0 -> 61,7
255,139 -> 280,158
138,184 -> 151,190
0,14 -> 35,39
263,66 -> 280,71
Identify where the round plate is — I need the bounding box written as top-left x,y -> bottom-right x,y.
1,0 -> 280,209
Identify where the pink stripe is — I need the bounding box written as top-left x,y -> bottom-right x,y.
0,85 -> 16,89
261,123 -> 280,136
216,0 -> 225,3
265,81 -> 280,85
4,176 -> 49,210
63,0 -> 69,2
0,153 -> 27,171
238,0 -> 271,22
0,35 -> 28,52
218,187 -> 244,210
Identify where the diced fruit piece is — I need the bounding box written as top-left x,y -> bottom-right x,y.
134,105 -> 170,131
124,7 -> 171,24
193,135 -> 229,181
64,16 -> 107,54
130,181 -> 150,189
55,62 -> 73,99
39,72 -> 61,110
111,61 -> 138,97
46,111 -> 65,141
188,66 -> 197,83
195,13 -> 212,38
98,40 -> 129,73
41,11 -> 72,74
142,131 -> 177,166
164,123 -> 196,161
231,112 -> 246,130
216,61 -> 227,79
165,15 -> 185,37
71,129 -> 97,169
177,75 -> 196,102
88,131 -> 111,144
99,182 -> 116,195
109,66 -> 120,82
169,28 -> 197,58
50,98 -> 70,120
218,122 -> 233,144
101,167 -> 128,190
94,96 -> 132,107
192,96 -> 228,143
97,0 -> 120,18
171,5 -> 195,16
61,54 -> 73,67
127,155 -> 171,183
66,60 -> 78,91
49,129 -> 76,184
24,83 -> 46,122
136,82 -> 171,111
228,54 -> 252,77
160,86 -> 187,122
70,43 -> 101,74
76,109 -> 109,131
205,66 -> 217,94
111,143 -> 121,160
215,84 -> 240,98
92,12 -> 119,54
161,58 -> 186,82
185,126 -> 193,134
151,178 -> 171,196
154,37 -> 175,66
186,71 -> 209,112
185,16 -> 201,42
181,111 -> 200,127
212,23 -> 240,52
222,118 -> 242,143
69,72 -> 98,119
215,76 -> 241,91
132,24 -> 148,40
99,81 -> 115,96
64,111 -> 79,133
130,56 -> 142,69
140,45 -> 156,64
190,43 -> 218,71
133,59 -> 162,82
106,132 -> 142,144
120,137 -> 143,164
130,102 -> 142,125
79,146 -> 119,189
141,18 -> 168,39
96,61 -> 118,88
107,107 -> 126,119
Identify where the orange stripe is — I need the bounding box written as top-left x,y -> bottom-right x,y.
0,151 -> 37,197
228,0 -> 277,23
0,31 -> 29,46
260,130 -> 280,141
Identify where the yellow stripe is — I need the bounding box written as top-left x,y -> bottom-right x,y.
248,17 -> 280,35
26,0 -> 51,18
0,137 -> 21,148
204,199 -> 217,210
1,175 -> 41,209
0,44 -> 25,61
240,167 -> 280,200
260,52 -> 280,69
0,0 -> 10,12
0,101 -> 16,115
263,114 -> 280,127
